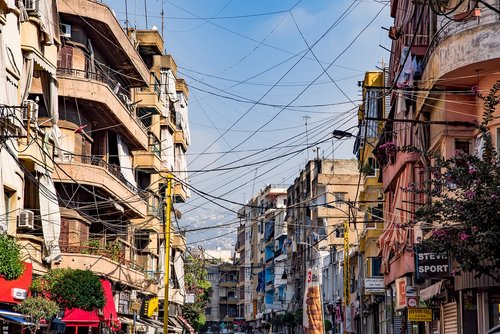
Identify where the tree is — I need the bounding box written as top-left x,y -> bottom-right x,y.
0,234 -> 24,280
413,80 -> 500,279
14,296 -> 59,334
32,268 -> 105,310
181,255 -> 211,332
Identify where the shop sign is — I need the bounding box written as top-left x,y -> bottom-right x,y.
185,294 -> 195,304
407,308 -> 432,322
415,246 -> 451,280
364,277 -> 385,294
344,306 -> 353,332
395,277 -> 407,310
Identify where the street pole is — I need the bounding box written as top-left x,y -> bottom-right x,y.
163,174 -> 174,334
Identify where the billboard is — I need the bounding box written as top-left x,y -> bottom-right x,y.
303,268 -> 324,334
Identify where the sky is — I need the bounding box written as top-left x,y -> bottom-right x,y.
105,0 -> 393,251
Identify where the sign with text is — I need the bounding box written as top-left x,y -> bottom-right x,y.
407,308 -> 432,322
364,277 -> 385,294
415,246 -> 451,280
303,268 -> 324,334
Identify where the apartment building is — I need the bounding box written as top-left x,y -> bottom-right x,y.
236,184 -> 288,331
206,261 -> 240,331
0,1 -> 190,333
285,159 -> 363,333
352,71 -> 386,334
375,1 -> 500,333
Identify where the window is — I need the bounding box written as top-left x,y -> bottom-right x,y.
205,307 -> 212,315
365,157 -> 378,177
455,139 -> 470,155
474,134 -> 484,158
207,273 -> 214,280
333,192 -> 346,205
366,257 -> 382,277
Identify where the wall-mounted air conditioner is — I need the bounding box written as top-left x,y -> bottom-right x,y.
60,23 -> 72,38
17,210 -> 35,229
24,0 -> 41,16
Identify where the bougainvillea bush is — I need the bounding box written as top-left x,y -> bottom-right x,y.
415,80 -> 500,279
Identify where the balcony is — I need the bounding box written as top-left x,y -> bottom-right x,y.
134,86 -> 163,117
172,233 -> 186,253
219,296 -> 239,305
382,151 -> 420,192
135,30 -> 164,56
174,130 -> 188,151
220,281 -> 238,288
173,183 -> 188,203
54,68 -> 148,150
53,240 -> 156,293
176,78 -> 189,97
54,157 -> 147,218
133,151 -> 162,173
153,54 -> 177,74
422,4 -> 500,91
58,0 -> 149,86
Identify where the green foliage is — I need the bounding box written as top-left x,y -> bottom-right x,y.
282,311 -> 296,327
106,240 -> 122,262
360,163 -> 375,176
33,269 -> 105,311
0,234 -> 24,280
324,319 -> 333,331
181,255 -> 212,332
294,308 -> 303,326
414,80 -> 500,279
193,314 -> 206,329
14,296 -> 59,334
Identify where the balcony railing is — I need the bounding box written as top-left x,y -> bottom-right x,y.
61,239 -> 145,272
56,67 -> 146,132
80,155 -> 141,195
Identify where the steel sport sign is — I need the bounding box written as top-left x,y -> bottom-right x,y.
415,245 -> 451,280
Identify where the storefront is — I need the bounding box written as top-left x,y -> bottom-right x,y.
62,279 -> 120,333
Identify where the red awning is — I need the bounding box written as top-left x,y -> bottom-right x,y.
63,279 -> 120,330
178,315 -> 195,334
0,262 -> 32,304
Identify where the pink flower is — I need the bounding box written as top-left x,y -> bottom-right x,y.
432,229 -> 447,239
471,86 -> 479,95
465,190 -> 475,199
468,167 -> 477,175
459,232 -> 470,241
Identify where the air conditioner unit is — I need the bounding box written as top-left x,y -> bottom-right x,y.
17,210 -> 35,229
24,0 -> 41,16
24,99 -> 39,123
60,23 -> 72,38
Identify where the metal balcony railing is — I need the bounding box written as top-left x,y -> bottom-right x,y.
56,67 -> 147,132
80,155 -> 142,195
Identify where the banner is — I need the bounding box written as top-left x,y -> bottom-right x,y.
415,245 -> 451,280
303,268 -> 324,334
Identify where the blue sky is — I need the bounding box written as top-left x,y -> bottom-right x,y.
105,0 -> 392,250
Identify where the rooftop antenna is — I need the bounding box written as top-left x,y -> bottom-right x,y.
303,116 -> 311,161
125,0 -> 129,30
161,3 -> 165,41
144,0 -> 148,28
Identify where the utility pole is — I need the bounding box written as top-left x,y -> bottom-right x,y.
163,174 -> 173,334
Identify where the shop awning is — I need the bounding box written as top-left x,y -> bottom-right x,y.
177,315 -> 195,334
0,310 -> 34,326
0,263 -> 32,304
63,279 -> 120,329
420,280 -> 444,301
